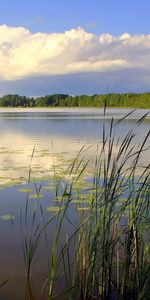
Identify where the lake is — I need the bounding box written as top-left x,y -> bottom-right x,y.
0,108 -> 149,300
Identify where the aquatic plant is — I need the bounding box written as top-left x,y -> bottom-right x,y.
18,109 -> 150,299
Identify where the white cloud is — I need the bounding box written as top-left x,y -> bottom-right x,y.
0,24 -> 150,81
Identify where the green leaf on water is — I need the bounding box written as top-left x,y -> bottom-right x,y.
17,188 -> 33,193
29,194 -> 43,199
55,196 -> 63,201
43,185 -> 55,190
72,199 -> 92,204
77,207 -> 90,212
10,179 -> 24,184
46,206 -> 63,212
1,215 -> 15,221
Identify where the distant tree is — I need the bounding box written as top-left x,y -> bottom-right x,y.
0,93 -> 150,108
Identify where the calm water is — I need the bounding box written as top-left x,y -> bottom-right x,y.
0,108 -> 149,300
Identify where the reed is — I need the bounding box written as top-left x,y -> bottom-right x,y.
20,109 -> 150,299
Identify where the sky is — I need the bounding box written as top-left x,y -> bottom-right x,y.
0,0 -> 150,96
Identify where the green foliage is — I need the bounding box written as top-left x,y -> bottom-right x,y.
1,112 -> 149,299
0,93 -> 150,108
1,214 -> 15,221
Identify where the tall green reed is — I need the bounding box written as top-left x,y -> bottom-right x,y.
20,110 -> 150,300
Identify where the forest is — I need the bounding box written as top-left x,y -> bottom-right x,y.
0,93 -> 150,108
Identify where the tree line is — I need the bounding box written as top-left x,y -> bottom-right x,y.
0,93 -> 150,108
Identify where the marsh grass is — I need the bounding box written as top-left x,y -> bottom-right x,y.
18,109 -> 150,300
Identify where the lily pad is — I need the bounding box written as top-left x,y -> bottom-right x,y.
46,206 -> 63,212
55,196 -> 63,201
72,199 -> 91,204
17,188 -> 33,193
10,179 -> 24,184
29,194 -> 43,199
1,215 -> 15,221
77,207 -> 90,212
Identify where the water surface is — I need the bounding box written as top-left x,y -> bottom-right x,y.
0,108 -> 149,299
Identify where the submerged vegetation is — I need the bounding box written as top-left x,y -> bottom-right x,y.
0,110 -> 150,299
0,92 -> 150,108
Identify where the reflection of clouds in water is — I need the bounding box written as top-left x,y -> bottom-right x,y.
0,132 -> 96,185
0,130 -> 149,186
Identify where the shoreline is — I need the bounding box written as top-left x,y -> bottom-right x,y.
0,106 -> 149,119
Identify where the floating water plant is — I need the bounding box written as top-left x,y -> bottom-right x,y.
29,194 -> 43,199
17,188 -> 33,193
1,109 -> 149,300
46,206 -> 63,212
1,214 -> 15,221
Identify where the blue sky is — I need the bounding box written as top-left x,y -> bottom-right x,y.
0,0 -> 150,35
0,0 -> 150,95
